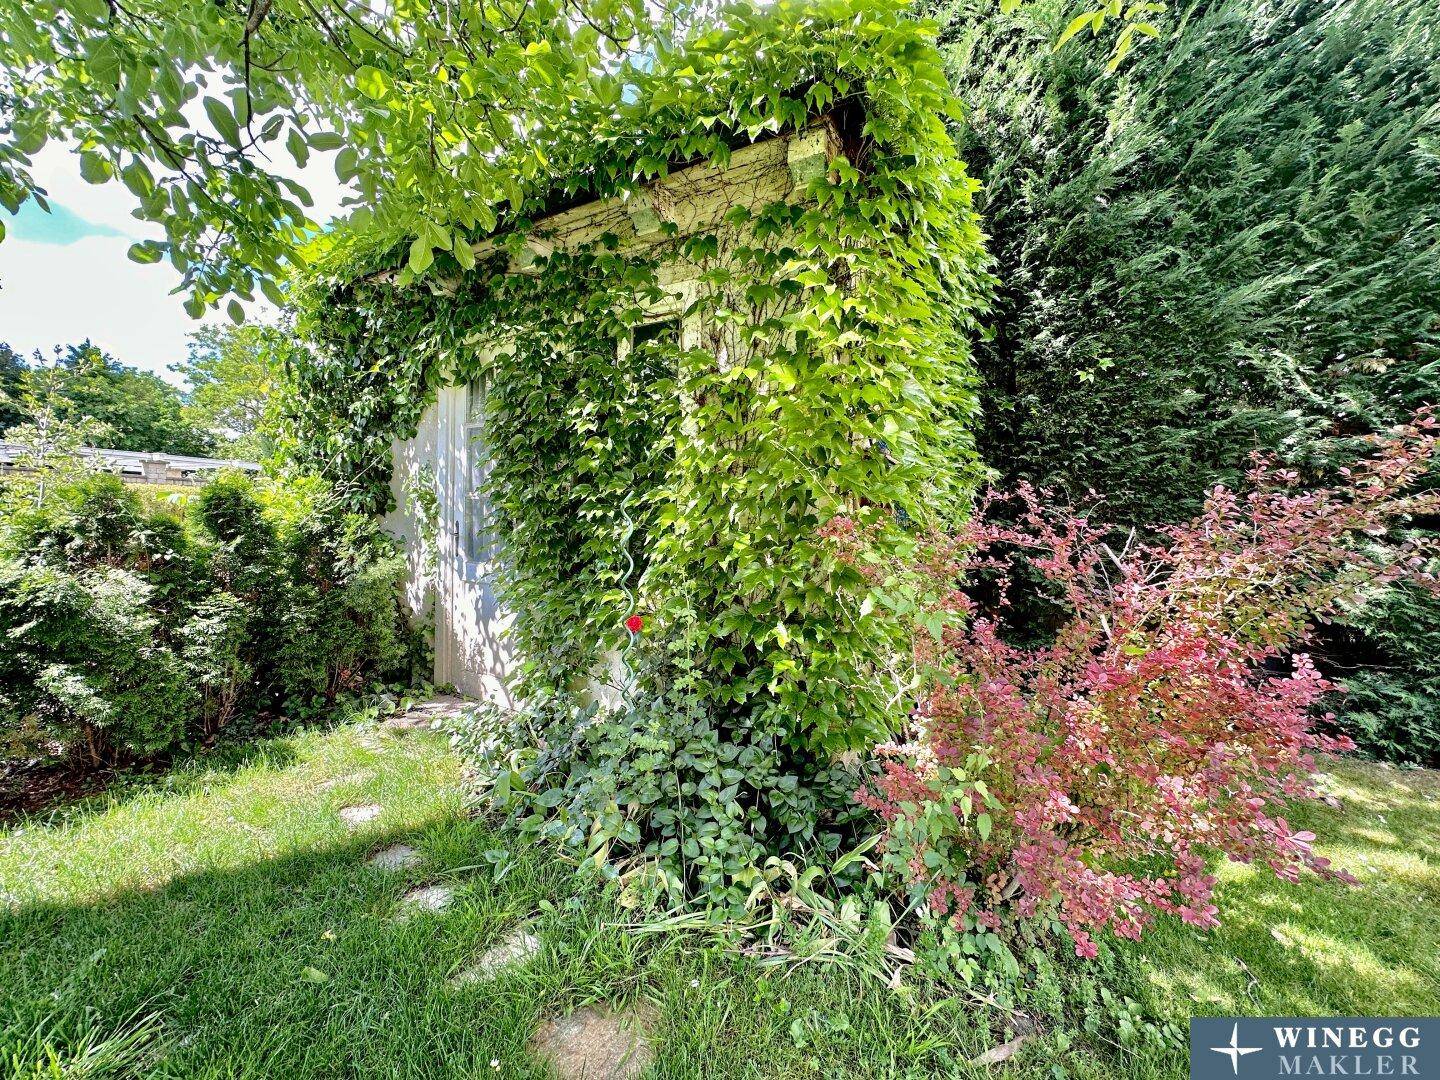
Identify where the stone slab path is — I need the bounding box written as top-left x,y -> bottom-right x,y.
399,884 -> 454,913
337,803 -> 382,826
367,843 -> 422,871
452,926 -> 542,986
338,698 -> 658,1076
385,695 -> 472,732
531,1005 -> 655,1080
318,770 -> 373,792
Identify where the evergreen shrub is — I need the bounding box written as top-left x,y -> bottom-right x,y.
934,0 -> 1440,760
0,470 -> 408,771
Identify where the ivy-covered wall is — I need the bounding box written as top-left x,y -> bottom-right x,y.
285,0 -> 992,903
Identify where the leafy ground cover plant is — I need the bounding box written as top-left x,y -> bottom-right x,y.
828,412 -> 1440,975
455,648 -> 873,915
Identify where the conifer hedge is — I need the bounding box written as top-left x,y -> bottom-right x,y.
934,0 -> 1440,761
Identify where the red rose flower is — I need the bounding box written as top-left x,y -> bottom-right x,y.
624,614 -> 644,634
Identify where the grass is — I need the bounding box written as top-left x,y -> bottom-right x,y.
1125,760 -> 1440,1020
1,718 -> 1436,1079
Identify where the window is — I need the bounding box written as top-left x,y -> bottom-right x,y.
631,317 -> 680,351
463,379 -> 499,569
623,316 -> 681,386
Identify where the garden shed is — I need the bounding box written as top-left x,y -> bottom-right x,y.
300,16 -> 989,760
384,116 -> 850,701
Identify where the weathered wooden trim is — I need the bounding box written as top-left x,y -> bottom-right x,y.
366,116 -> 839,288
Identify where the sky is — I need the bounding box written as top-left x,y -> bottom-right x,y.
0,143 -> 345,388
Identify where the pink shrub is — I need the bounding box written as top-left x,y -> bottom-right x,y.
831,412 -> 1440,959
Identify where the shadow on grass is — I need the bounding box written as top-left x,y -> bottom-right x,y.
0,819 -> 573,1079
10,749 -> 1429,1079
1120,758 -> 1440,1019
0,812 -> 1038,1080
1,726 -> 305,828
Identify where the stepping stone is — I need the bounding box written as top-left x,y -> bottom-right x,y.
531,1005 -> 654,1080
384,713 -> 434,733
399,884 -> 454,913
385,695 -> 472,732
338,804 -> 382,826
368,844 -> 422,871
452,926 -> 542,985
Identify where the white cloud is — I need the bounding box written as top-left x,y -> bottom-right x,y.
25,143 -> 159,238
0,142 -> 353,386
0,235 -> 213,383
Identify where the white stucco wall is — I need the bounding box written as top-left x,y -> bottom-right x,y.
383,401 -> 440,623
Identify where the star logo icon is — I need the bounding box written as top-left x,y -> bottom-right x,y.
1211,1022 -> 1263,1075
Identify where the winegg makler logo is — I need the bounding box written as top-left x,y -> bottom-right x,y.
1210,1023 -> 1263,1074
1189,1018 -> 1439,1079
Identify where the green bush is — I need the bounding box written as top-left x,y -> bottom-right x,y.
0,563 -> 194,766
3,472 -> 155,570
932,0 -> 1440,760
1322,583 -> 1440,766
176,592 -> 252,738
277,550 -> 409,716
188,471 -> 410,719
939,0 -> 1439,516
0,469 -> 408,770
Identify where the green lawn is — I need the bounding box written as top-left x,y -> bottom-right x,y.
2,717 -> 1436,1078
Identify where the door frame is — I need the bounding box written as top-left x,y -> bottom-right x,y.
434,363 -> 510,699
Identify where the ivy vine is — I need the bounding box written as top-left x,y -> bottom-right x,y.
286,0 -> 993,902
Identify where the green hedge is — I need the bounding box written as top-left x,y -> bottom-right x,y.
0,471 -> 409,770
934,0 -> 1440,761
940,0 -> 1439,516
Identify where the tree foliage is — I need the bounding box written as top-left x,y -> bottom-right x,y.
174,323 -> 291,460
1,0 -> 694,316
1,343 -> 216,456
0,344 -> 26,432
